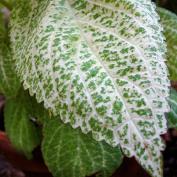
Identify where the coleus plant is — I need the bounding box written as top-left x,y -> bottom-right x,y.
0,1 -> 177,177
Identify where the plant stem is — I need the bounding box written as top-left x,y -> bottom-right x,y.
0,0 -> 12,10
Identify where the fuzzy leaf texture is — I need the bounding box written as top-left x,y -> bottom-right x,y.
158,7 -> 177,81
4,89 -> 41,159
10,1 -> 170,176
0,12 -> 20,97
42,117 -> 123,177
167,88 -> 177,129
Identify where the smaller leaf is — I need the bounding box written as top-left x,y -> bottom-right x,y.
42,117 -> 123,177
0,12 -> 5,33
4,89 -> 41,159
167,88 -> 177,128
158,7 -> 177,81
0,11 -> 20,97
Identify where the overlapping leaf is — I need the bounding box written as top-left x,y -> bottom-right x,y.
167,88 -> 177,128
0,11 -> 20,97
42,117 -> 123,177
21,92 -> 123,177
158,7 -> 177,81
4,89 -> 41,159
10,0 -> 170,176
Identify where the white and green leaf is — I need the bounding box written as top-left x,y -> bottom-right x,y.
10,1 -> 170,176
4,89 -> 41,159
167,88 -> 177,128
42,117 -> 123,177
158,7 -> 177,81
0,11 -> 20,97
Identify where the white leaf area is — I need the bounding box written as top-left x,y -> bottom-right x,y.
10,0 -> 170,177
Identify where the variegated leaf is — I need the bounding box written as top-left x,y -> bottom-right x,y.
158,7 -> 177,81
10,1 -> 170,176
167,88 -> 177,128
0,11 -> 20,97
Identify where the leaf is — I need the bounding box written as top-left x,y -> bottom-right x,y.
10,1 -> 170,176
167,88 -> 177,128
23,91 -> 123,177
4,89 -> 41,159
158,7 -> 177,81
42,117 -> 123,177
0,11 -> 20,97
0,44 -> 20,97
0,12 -> 5,32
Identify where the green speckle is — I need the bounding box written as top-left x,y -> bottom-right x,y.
113,101 -> 123,114
96,106 -> 107,116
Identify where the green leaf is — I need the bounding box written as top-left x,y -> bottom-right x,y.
10,1 -> 170,176
0,1 -> 12,10
158,7 -> 177,81
167,88 -> 177,128
0,44 -> 20,97
23,92 -> 123,177
4,89 -> 41,159
0,11 -> 20,97
0,12 -> 5,32
42,117 -> 123,177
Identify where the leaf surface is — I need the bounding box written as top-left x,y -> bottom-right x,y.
42,117 -> 123,177
10,1 -> 170,176
167,88 -> 177,128
4,89 -> 41,159
23,92 -> 123,177
158,7 -> 177,81
0,11 -> 20,97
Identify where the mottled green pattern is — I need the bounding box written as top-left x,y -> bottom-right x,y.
158,8 -> 177,81
4,89 -> 41,159
0,12 -> 20,97
168,88 -> 177,129
42,117 -> 123,177
10,1 -> 169,176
